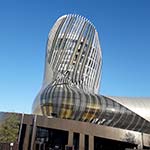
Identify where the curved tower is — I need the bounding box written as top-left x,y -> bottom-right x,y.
32,14 -> 102,115
44,14 -> 102,93
32,14 -> 150,134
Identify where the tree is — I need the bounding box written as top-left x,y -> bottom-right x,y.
0,114 -> 20,143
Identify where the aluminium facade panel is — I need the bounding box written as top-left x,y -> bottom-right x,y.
32,14 -> 150,135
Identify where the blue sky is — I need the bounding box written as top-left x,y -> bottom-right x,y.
0,0 -> 150,114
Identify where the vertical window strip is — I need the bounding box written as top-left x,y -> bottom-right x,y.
53,16 -> 75,73
48,17 -> 67,65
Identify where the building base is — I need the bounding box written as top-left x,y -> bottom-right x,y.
0,112 -> 150,150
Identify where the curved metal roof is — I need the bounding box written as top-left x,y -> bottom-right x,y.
107,96 -> 150,122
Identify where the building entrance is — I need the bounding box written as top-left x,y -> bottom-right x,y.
94,136 -> 137,150
35,127 -> 68,150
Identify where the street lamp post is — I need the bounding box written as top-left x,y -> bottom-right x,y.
10,143 -> 14,150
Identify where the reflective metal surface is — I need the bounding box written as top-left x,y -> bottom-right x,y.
32,14 -> 150,135
107,96 -> 150,122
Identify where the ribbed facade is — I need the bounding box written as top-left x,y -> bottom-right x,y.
33,14 -> 150,134
40,78 -> 150,134
43,14 -> 102,94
